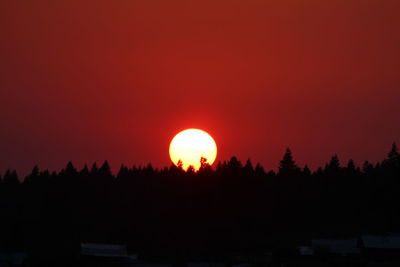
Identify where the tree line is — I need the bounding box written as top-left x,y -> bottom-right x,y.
1,144 -> 400,263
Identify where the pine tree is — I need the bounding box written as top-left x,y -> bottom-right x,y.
388,142 -> 399,161
228,156 -> 242,169
244,159 -> 254,174
117,164 -> 129,179
384,142 -> 400,169
255,163 -> 265,176
99,161 -> 113,178
303,165 -> 312,176
63,161 -> 77,176
278,148 -> 300,176
326,155 -> 340,172
347,159 -> 356,171
80,164 -> 90,175
24,165 -> 40,185
91,162 -> 99,175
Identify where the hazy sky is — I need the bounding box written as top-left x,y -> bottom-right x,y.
1,0 -> 400,175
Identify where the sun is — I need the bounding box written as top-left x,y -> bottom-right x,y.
169,129 -> 217,171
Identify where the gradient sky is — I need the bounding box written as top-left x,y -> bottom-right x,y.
1,0 -> 400,175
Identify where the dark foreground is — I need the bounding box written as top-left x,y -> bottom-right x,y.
1,145 -> 400,266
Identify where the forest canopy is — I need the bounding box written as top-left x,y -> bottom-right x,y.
1,144 -> 400,261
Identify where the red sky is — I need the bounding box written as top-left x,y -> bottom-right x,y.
1,0 -> 400,175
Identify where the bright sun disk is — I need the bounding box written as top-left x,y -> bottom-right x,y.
169,129 -> 217,171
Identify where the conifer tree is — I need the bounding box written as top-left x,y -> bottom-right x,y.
278,148 -> 300,176
384,142 -> 400,169
303,165 -> 311,176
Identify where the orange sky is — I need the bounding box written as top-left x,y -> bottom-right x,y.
1,0 -> 400,174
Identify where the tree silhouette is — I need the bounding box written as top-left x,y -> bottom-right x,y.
384,142 -> 400,169
177,160 -> 183,170
255,163 -> 267,176
243,158 -> 254,174
228,156 -> 242,171
117,164 -> 129,180
387,142 -> 399,160
325,155 -> 341,174
198,157 -> 213,175
0,143 -> 399,263
3,169 -> 19,186
80,164 -> 90,176
90,162 -> 99,175
24,165 -> 40,185
99,161 -> 112,177
278,148 -> 300,176
63,161 -> 77,176
303,165 -> 312,176
186,165 -> 196,175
